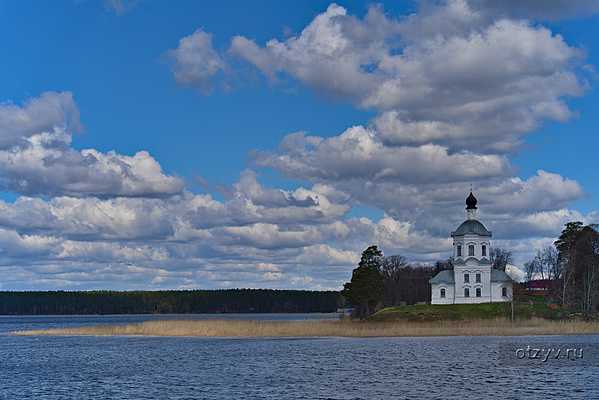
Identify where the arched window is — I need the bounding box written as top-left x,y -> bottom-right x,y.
440,288 -> 446,298
468,245 -> 475,257
464,288 -> 470,298
502,287 -> 508,297
476,273 -> 481,283
482,245 -> 487,257
464,273 -> 469,283
476,288 -> 481,297
457,245 -> 462,257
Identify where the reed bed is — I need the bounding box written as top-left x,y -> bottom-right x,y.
13,318 -> 599,338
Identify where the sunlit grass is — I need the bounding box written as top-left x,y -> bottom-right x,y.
13,318 -> 599,338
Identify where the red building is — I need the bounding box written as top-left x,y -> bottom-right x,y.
526,279 -> 555,294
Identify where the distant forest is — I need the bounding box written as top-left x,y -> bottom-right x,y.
0,289 -> 341,315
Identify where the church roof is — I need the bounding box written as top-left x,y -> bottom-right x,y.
429,270 -> 454,284
430,269 -> 513,285
491,269 -> 513,283
451,219 -> 491,237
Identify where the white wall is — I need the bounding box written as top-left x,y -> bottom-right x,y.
453,234 -> 491,261
431,283 -> 454,304
431,278 -> 513,305
453,263 -> 492,304
491,282 -> 512,302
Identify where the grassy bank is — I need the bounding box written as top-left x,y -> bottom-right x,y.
369,301 -> 570,322
13,318 -> 599,338
370,303 -> 509,321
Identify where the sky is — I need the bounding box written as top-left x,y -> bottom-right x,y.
0,0 -> 598,290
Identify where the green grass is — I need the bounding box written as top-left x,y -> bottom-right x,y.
370,300 -> 568,322
370,303 -> 509,321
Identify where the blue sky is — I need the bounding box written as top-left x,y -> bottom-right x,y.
2,1 -> 376,187
2,1 -> 597,207
0,0 -> 597,290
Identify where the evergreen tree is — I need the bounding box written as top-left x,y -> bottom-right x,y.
342,245 -> 384,319
555,221 -> 584,306
573,225 -> 599,314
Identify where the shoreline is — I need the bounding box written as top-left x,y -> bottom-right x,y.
12,318 -> 599,338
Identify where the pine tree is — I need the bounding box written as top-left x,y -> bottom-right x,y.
342,245 -> 384,319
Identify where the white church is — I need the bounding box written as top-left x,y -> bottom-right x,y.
429,192 -> 513,305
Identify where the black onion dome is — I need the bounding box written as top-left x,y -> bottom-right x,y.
466,191 -> 477,210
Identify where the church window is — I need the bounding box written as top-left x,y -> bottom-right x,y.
457,245 -> 462,257
468,245 -> 475,256
476,288 -> 481,297
482,245 -> 487,257
464,288 -> 470,298
502,287 -> 508,297
476,273 -> 481,283
440,288 -> 446,298
464,273 -> 469,283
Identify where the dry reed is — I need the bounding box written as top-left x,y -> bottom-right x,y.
13,318 -> 599,338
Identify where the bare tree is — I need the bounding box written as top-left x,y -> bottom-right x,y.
491,248 -> 512,271
541,246 -> 560,281
524,260 -> 537,282
434,257 -> 453,273
525,246 -> 560,282
378,255 -> 436,306
379,255 -> 409,307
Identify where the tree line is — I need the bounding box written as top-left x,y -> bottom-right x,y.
341,246 -> 439,318
524,221 -> 599,315
0,289 -> 341,315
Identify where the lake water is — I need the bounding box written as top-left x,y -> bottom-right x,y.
1,314 -> 598,399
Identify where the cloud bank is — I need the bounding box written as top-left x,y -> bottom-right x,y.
2,1 -> 598,290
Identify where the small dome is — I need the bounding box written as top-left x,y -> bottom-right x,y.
466,191 -> 477,210
451,219 -> 491,237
